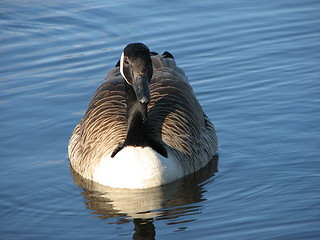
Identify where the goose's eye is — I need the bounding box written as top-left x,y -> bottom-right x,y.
124,57 -> 129,65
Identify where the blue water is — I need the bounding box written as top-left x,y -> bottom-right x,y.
1,0 -> 319,239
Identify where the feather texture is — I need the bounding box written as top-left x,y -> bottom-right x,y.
68,52 -> 218,187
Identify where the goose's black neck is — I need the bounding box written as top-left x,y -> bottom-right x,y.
124,82 -> 149,146
111,80 -> 168,158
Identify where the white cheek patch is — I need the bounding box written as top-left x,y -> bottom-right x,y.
120,52 -> 130,84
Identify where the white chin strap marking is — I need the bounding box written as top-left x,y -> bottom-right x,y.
120,52 -> 130,84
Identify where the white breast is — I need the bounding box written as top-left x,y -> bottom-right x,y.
93,146 -> 183,189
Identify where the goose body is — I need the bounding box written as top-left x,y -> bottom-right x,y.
68,43 -> 218,189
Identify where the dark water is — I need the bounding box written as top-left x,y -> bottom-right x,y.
1,0 -> 319,239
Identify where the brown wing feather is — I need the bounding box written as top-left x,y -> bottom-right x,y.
69,68 -> 127,179
148,56 -> 217,173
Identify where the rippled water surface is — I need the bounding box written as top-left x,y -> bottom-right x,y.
1,0 -> 319,239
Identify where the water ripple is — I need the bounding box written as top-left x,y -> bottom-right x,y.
1,0 -> 319,239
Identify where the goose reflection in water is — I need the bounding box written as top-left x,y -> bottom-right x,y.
70,156 -> 218,239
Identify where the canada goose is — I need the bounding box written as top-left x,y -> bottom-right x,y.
68,43 -> 218,189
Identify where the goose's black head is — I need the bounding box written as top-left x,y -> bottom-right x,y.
120,43 -> 153,104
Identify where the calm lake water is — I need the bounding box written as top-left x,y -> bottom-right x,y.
1,0 -> 319,239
